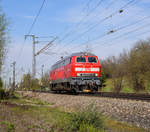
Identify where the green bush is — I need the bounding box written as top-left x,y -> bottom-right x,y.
63,104 -> 105,132
101,70 -> 106,87
0,77 -> 3,88
0,88 -> 6,99
1,121 -> 16,132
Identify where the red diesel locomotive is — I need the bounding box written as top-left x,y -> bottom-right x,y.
50,52 -> 101,92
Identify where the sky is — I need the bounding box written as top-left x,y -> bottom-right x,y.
1,0 -> 150,82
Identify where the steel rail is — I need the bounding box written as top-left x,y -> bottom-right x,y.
24,90 -> 150,101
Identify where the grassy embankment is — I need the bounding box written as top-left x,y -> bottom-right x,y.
0,92 -> 148,132
102,78 -> 150,93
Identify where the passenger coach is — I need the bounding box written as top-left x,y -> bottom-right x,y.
50,52 -> 101,92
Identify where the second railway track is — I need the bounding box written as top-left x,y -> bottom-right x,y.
78,92 -> 150,101
29,90 -> 150,101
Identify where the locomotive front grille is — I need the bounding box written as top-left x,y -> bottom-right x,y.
77,73 -> 97,77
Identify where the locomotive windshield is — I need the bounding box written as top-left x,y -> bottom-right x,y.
77,57 -> 86,62
88,57 -> 97,63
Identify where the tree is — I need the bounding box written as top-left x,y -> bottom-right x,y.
100,70 -> 106,87
101,56 -> 125,93
0,7 -> 8,72
41,72 -> 49,89
21,73 -> 40,91
101,39 -> 150,93
127,40 -> 150,92
0,4 -> 9,98
21,73 -> 32,90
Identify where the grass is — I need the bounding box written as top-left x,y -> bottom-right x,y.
145,81 -> 150,93
106,119 -> 148,132
101,78 -> 113,92
1,121 -> 16,132
101,78 -> 134,93
0,92 -> 148,132
1,92 -> 51,106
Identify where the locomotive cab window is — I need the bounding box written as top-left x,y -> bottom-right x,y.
88,57 -> 97,63
76,57 -> 86,63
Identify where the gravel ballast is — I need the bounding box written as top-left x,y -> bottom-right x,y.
21,91 -> 150,130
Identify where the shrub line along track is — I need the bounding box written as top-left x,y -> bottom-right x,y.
26,90 -> 150,101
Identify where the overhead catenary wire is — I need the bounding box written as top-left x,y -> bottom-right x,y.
16,0 -> 46,64
104,23 -> 150,46
54,0 -> 137,56
86,16 -> 150,45
55,0 -> 94,43
56,0 -> 122,49
27,0 -> 46,35
35,0 -> 103,67
53,0 -> 131,55
38,23 -> 150,67
33,0 -> 150,73
90,22 -> 150,49
94,25 -> 150,49
16,0 -> 146,75
46,0 -> 99,56
60,12 -> 150,55
67,0 -> 138,44
53,0 -> 138,56
58,0 -> 104,44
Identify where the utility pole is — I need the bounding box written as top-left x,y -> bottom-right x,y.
9,77 -> 11,88
40,65 -> 44,91
25,35 -> 57,79
41,65 -> 44,78
25,35 -> 38,79
11,61 -> 16,93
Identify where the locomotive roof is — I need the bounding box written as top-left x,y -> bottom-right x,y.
70,52 -> 96,57
51,52 -> 96,69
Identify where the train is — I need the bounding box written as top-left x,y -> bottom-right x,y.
50,52 -> 101,93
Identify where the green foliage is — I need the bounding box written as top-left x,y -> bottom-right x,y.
0,88 -> 5,99
31,78 -> 40,91
21,73 -> 32,90
102,39 -> 150,93
0,78 -> 7,99
64,104 -> 105,131
101,70 -> 106,87
20,73 -> 40,90
0,6 -> 8,71
41,72 -> 50,88
0,77 -> 3,88
126,40 -> 150,92
1,121 -> 16,132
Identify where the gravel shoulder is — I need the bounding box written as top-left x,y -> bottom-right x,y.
21,91 -> 150,130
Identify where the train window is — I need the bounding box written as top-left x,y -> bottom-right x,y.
88,57 -> 97,63
76,57 -> 86,63
70,58 -> 72,63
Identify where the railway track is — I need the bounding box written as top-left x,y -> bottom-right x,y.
78,92 -> 150,101
28,90 -> 150,101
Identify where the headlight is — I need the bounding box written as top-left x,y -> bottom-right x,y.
77,73 -> 80,76
95,73 -> 98,76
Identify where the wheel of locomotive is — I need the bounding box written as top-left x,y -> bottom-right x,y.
94,85 -> 98,91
